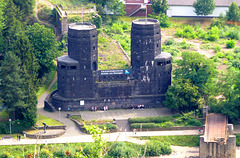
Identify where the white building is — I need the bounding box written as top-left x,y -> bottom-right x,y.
167,0 -> 240,17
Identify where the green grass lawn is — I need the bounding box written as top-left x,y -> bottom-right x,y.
36,115 -> 63,127
36,69 -> 56,99
140,135 -> 200,147
49,80 -> 57,93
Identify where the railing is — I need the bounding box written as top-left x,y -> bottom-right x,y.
129,4 -> 142,17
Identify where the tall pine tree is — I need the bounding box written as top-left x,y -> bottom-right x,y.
0,51 -> 25,120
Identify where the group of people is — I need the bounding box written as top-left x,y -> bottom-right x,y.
91,106 -> 109,111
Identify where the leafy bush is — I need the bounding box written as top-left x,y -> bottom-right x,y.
142,135 -> 199,147
226,40 -> 236,49
164,38 -> 175,45
131,123 -> 158,129
111,23 -> 123,34
215,45 -> 221,53
129,116 -> 173,124
210,18 -> 225,28
107,142 -> 137,158
236,134 -> 240,146
234,47 -> 240,53
216,52 -> 225,58
145,140 -> 172,156
158,13 -> 171,28
175,112 -> 203,126
231,59 -> 240,69
208,26 -> 220,41
158,121 -> 175,128
227,28 -> 240,40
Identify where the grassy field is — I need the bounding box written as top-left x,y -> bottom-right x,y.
140,135 -> 200,147
35,115 -> 63,127
48,0 -> 93,9
36,68 -> 56,99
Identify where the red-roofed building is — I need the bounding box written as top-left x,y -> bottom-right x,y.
125,0 -> 152,17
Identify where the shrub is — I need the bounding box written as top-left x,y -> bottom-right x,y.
208,26 -> 220,41
111,23 -> 123,34
215,45 -> 221,53
187,119 -> 203,126
145,140 -> 172,156
92,14 -> 102,28
164,38 -> 175,45
216,52 -> 225,58
227,28 -> 240,40
143,135 -> 199,147
226,40 -> 236,49
175,28 -> 183,37
231,59 -> 240,69
131,123 -> 158,129
210,18 -> 225,28
107,142 -> 137,158
129,116 -> 173,124
234,47 -> 240,53
158,121 -> 175,128
159,13 -> 171,28
236,134 -> 240,146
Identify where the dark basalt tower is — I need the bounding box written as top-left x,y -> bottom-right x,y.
131,19 -> 161,78
57,23 -> 98,98
131,19 -> 172,95
45,19 -> 172,111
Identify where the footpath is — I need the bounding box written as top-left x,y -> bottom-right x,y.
0,129 -> 201,146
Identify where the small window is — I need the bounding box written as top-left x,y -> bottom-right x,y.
167,60 -> 171,64
69,66 -> 77,69
156,32 -> 159,34
93,46 -> 96,51
157,44 -> 159,47
157,62 -> 163,66
61,65 -> 66,69
93,35 -> 95,38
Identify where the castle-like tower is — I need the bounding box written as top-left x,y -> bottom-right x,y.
131,19 -> 172,95
45,19 -> 172,111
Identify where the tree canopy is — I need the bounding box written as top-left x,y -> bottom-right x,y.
226,1 -> 240,22
164,79 -> 200,112
174,51 -> 218,93
26,23 -> 59,78
151,0 -> 169,14
193,0 -> 216,16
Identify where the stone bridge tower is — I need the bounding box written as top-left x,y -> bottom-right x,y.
131,19 -> 172,95
57,23 -> 98,99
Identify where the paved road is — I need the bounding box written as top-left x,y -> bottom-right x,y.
0,130 -> 201,146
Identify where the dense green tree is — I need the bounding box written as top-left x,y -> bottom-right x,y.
226,1 -> 240,22
12,0 -> 35,17
92,0 -> 125,16
107,0 -> 125,16
92,14 -> 102,28
13,31 -> 39,89
2,0 -> 23,52
0,0 -> 5,55
0,0 -> 5,32
164,79 -> 200,112
26,23 -> 59,78
174,51 -> 218,94
149,13 -> 171,28
193,0 -> 216,16
151,0 -> 169,14
0,51 -> 25,120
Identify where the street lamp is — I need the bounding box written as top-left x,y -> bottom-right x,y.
58,107 -> 61,119
9,119 -> 11,134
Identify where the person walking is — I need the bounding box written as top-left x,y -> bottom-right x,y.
133,128 -> 136,135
